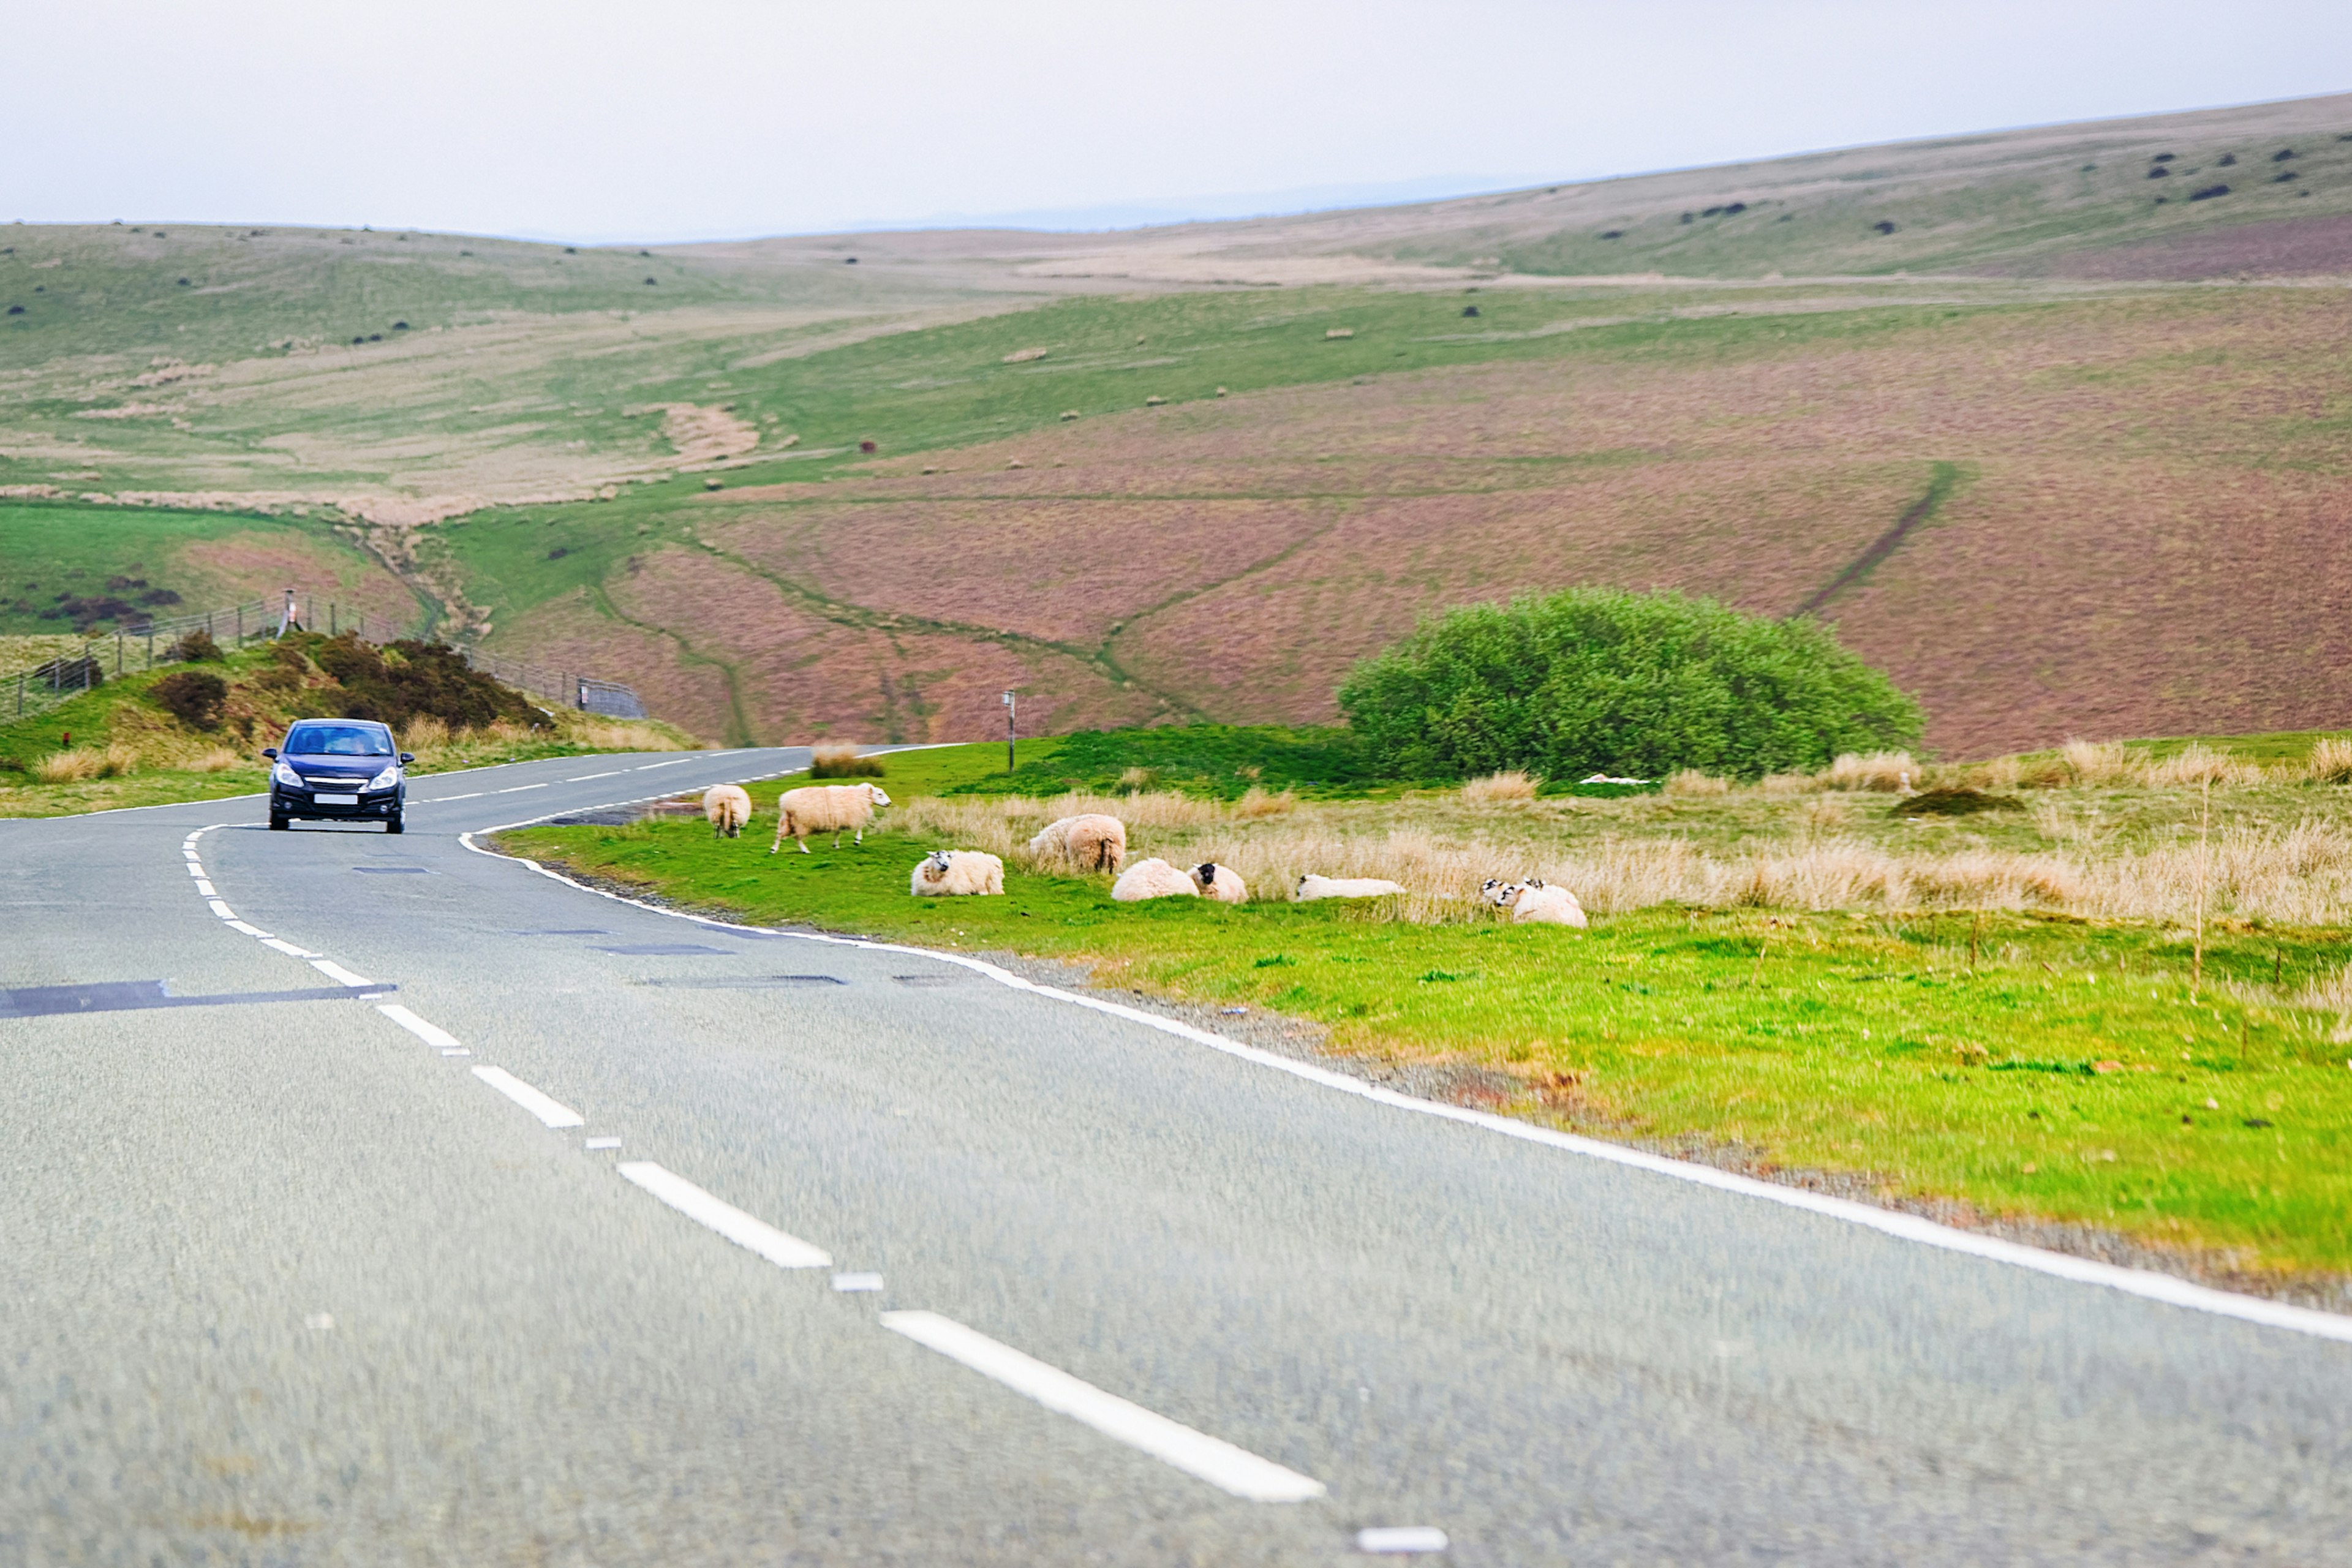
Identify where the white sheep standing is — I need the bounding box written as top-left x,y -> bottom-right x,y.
1026,813 -> 1127,873
1111,857 -> 1197,902
1499,878 -> 1588,927
770,782 -> 892,853
910,849 -> 1003,897
703,783 -> 752,839
1295,873 -> 1406,901
1189,862 -> 1248,903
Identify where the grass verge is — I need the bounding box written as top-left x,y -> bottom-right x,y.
502,743 -> 2352,1285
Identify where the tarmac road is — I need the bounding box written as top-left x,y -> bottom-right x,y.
6,747 -> 2351,1565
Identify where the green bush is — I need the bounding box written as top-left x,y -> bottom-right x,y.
1337,588 -> 1922,781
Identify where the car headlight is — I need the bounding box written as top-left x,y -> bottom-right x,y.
366,763 -> 402,791
273,761 -> 303,788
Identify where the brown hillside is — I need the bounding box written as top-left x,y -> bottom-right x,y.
697,287 -> 2352,758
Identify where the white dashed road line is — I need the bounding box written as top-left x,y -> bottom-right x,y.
309,958 -> 374,988
262,938 -> 320,958
565,770 -> 624,782
495,783 -> 547,794
377,1003 -> 462,1050
471,1065 -> 586,1129
617,1162 -> 832,1268
880,1310 -> 1328,1503
633,756 -> 698,770
206,899 -> 234,919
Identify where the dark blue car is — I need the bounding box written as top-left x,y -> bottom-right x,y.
264,720 -> 412,832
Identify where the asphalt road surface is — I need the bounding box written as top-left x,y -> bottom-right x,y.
6,747 -> 2351,1565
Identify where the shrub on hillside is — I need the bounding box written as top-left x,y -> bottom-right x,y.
167,628 -> 222,662
151,669 -> 229,729
1337,587 -> 1923,782
309,632 -> 546,730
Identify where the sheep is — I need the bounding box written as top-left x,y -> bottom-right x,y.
1189,862 -> 1248,903
910,849 -> 1004,897
1499,878 -> 1588,927
703,783 -> 752,838
1295,873 -> 1406,901
769,782 -> 891,853
1026,813 -> 1126,873
1111,858 -> 1197,902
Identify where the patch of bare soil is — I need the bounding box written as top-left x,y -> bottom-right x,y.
655,403 -> 761,469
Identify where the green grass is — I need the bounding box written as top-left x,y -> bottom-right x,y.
502,741 -> 2352,1281
949,723 -> 1386,801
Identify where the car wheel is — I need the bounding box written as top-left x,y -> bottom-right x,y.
270,812 -> 290,831
385,813 -> 404,835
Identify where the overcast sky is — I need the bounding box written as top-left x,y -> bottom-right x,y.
9,1 -> 2348,243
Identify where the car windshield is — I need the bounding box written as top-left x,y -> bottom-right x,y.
286,725 -> 393,757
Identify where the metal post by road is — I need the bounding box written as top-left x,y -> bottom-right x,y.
1003,690 -> 1017,772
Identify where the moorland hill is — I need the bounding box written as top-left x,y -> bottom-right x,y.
4,92 -> 2350,759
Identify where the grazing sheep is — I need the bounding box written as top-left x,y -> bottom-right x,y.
703,783 -> 752,838
1501,879 -> 1588,927
1111,858 -> 1196,902
769,782 -> 891,854
1027,813 -> 1126,873
1295,873 -> 1406,901
910,850 -> 1004,897
1190,862 -> 1247,903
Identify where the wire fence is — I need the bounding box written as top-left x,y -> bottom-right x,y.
5,594 -> 648,723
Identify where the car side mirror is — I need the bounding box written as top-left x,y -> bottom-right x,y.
399,752 -> 414,764
262,747 -> 278,759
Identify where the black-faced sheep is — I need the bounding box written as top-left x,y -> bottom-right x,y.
1295,873 -> 1406,901
1027,813 -> 1126,873
770,782 -> 891,853
1190,862 -> 1247,903
910,850 -> 1003,896
703,783 -> 751,838
1111,858 -> 1196,901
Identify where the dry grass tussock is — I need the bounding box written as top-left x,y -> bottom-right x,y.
2303,737 -> 2352,786
1662,769 -> 1730,797
1819,751 -> 1917,792
889,786 -> 2352,927
1460,771 -> 1538,805
32,744 -> 141,782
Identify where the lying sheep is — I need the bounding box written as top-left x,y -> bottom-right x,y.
770,782 -> 892,854
1111,857 -> 1196,902
1295,873 -> 1406,901
1190,862 -> 1247,903
1493,878 -> 1588,927
910,849 -> 1003,897
1027,812 -> 1126,873
703,783 -> 752,839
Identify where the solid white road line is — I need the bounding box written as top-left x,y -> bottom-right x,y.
377,1003 -> 462,1050
616,1161 -> 831,1268
566,770 -> 624,782
880,1310 -> 1327,1503
466,820 -> 2352,1348
262,938 -> 320,958
472,1065 -> 586,1129
309,958 -> 374,987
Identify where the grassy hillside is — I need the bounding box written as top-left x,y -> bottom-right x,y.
6,94 -> 2352,753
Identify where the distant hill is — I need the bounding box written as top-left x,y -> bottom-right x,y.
4,92 -> 2351,758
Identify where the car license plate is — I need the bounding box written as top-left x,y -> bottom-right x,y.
315,793 -> 359,805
